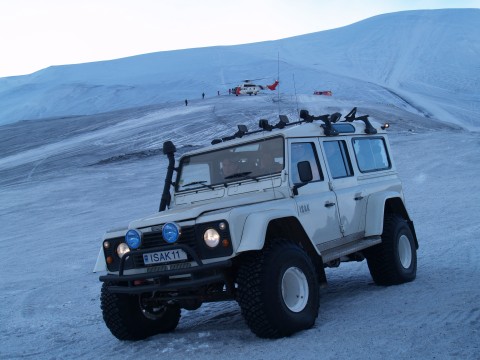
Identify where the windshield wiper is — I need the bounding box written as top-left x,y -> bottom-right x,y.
224,171 -> 252,180
182,181 -> 214,190
224,171 -> 259,182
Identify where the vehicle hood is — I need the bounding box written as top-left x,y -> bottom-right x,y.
128,190 -> 287,229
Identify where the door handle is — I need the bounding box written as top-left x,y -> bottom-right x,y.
325,202 -> 336,208
354,196 -> 364,201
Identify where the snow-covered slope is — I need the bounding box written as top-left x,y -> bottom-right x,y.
0,9 -> 479,129
0,95 -> 478,359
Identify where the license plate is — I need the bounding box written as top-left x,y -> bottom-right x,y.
143,249 -> 188,265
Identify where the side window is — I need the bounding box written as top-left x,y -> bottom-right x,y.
323,140 -> 354,179
352,137 -> 391,172
290,142 -> 323,184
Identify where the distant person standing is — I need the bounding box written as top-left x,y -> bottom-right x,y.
202,92 -> 205,99
217,90 -> 220,96
185,99 -> 188,106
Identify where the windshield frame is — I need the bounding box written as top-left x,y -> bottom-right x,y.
175,136 -> 285,193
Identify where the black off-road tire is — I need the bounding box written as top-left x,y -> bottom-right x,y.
366,214 -> 417,286
100,283 -> 181,341
236,240 -> 319,338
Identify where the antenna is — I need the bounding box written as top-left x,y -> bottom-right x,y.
277,52 -> 281,113
293,73 -> 299,118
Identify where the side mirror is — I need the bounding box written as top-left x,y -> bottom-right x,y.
298,161 -> 313,182
292,161 -> 313,196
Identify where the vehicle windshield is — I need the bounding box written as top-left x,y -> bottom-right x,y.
176,137 -> 284,192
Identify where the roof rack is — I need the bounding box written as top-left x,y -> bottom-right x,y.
211,107 -> 378,145
343,107 -> 377,134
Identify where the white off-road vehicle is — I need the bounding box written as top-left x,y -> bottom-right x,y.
95,107 -> 418,340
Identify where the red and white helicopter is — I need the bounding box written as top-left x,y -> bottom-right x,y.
230,79 -> 279,96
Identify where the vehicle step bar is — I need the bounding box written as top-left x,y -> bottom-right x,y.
320,236 -> 382,263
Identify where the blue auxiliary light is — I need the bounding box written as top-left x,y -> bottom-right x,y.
125,229 -> 142,249
162,223 -> 181,243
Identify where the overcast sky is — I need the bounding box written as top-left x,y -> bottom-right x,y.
1,0 -> 478,78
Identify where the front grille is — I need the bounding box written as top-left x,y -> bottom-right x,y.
146,262 -> 192,272
132,226 -> 197,267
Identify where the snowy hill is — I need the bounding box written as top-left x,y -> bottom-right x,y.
0,8 -> 479,129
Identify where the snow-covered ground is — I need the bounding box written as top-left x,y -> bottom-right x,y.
0,93 -> 479,359
1,8 -> 479,359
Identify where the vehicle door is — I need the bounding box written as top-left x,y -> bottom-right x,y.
319,138 -> 367,240
288,139 -> 342,245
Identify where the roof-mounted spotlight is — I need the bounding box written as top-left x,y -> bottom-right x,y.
259,119 -> 274,131
219,124 -> 250,143
275,115 -> 289,129
300,109 -> 330,124
299,110 -> 314,123
235,124 -> 248,138
329,112 -> 342,123
381,123 -> 390,130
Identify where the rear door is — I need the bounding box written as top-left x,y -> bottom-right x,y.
320,139 -> 367,240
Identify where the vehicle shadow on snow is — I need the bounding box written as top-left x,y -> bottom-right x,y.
155,266 -> 397,339
176,302 -> 248,333
317,264 -> 423,327
320,268 -> 380,305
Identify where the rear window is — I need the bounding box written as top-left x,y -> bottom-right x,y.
352,137 -> 391,172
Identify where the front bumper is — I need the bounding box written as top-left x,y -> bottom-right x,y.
99,244 -> 232,295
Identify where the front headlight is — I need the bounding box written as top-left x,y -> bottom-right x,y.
116,242 -> 130,258
203,228 -> 220,248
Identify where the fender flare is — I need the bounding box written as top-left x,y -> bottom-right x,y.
365,191 -> 413,237
236,209 -> 298,253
